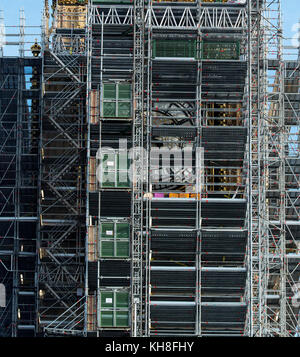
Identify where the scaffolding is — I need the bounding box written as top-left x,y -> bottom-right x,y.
38,1 -> 86,335
0,2 -> 43,338
0,0 -> 299,338
40,0 -> 299,338
0,57 -> 41,336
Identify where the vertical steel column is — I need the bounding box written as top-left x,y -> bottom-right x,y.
264,0 -> 287,336
85,0 -> 92,337
248,0 -> 268,336
36,5 -> 47,337
131,0 -> 145,337
195,0 -> 202,337
19,10 -> 25,58
144,0 -> 152,338
276,0 -> 287,337
96,11 -> 104,338
11,57 -> 23,338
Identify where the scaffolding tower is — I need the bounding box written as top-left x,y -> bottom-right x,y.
0,0 -> 299,338
41,0 -> 299,338
0,57 -> 41,337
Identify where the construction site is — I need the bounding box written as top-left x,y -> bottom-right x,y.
0,0 -> 299,337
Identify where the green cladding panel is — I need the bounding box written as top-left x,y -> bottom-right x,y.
103,83 -> 116,99
103,102 -> 117,117
116,311 -> 129,327
100,221 -> 130,258
116,241 -> 129,257
102,153 -> 116,167
118,102 -> 131,118
152,40 -> 240,60
101,153 -> 116,188
100,152 -> 130,188
100,311 -> 114,327
103,83 -> 132,118
153,39 -> 197,58
101,292 -> 114,308
118,84 -> 131,99
101,241 -> 115,257
202,42 -> 240,60
101,223 -> 115,238
101,172 -> 115,188
116,223 -> 130,239
116,292 -> 129,308
116,170 -> 130,188
100,291 -> 129,328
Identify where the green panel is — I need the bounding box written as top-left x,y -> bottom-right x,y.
103,83 -> 132,118
153,39 -> 196,58
100,291 -> 129,327
103,102 -> 116,117
118,84 -> 131,99
116,311 -> 129,327
117,154 -> 130,169
101,241 -> 115,257
116,241 -> 129,257
116,153 -> 130,187
100,152 -> 131,187
102,153 -> 116,170
101,154 -> 116,187
101,223 -> 114,238
116,223 -> 129,239
117,102 -> 131,117
117,171 -> 130,188
103,83 -> 116,99
100,311 -> 114,327
202,42 -> 240,60
155,40 -> 166,57
101,292 -> 114,308
152,39 -> 156,58
116,292 -> 129,308
101,171 -> 115,187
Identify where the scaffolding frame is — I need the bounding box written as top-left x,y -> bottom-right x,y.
245,0 -> 300,337
0,0 -> 295,337
40,1 -> 86,335
131,0 -> 145,337
0,56 -> 41,337
144,0 -> 247,337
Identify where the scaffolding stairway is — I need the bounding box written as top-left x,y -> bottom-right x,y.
40,50 -> 86,335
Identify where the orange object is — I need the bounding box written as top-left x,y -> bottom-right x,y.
90,91 -> 98,124
169,193 -> 179,198
190,193 -> 201,199
179,193 -> 190,198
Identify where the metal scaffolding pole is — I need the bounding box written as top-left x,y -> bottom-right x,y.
248,0 -> 268,336
131,0 -> 145,337
0,0 -> 296,338
195,0 -> 202,337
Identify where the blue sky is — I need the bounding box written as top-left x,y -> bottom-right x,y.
0,0 -> 43,56
282,0 -> 300,50
0,0 -> 299,56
